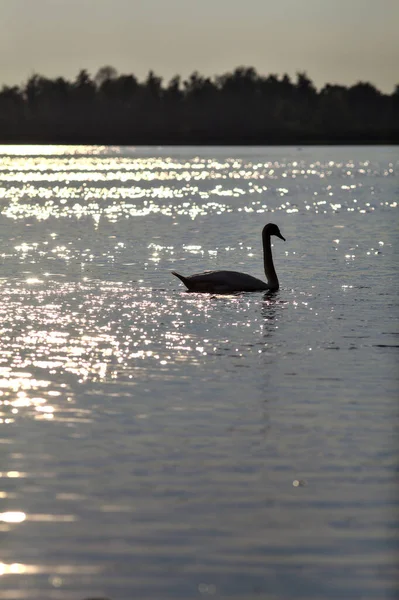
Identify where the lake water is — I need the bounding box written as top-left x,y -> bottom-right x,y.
0,145 -> 398,600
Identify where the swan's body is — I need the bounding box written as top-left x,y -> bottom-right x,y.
172,223 -> 285,293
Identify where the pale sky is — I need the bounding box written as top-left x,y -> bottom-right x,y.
1,0 -> 398,92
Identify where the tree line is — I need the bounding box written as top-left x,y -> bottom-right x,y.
1,66 -> 398,144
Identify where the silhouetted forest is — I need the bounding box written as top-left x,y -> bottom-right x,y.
1,66 -> 398,144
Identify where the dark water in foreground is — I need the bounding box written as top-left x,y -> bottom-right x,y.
0,145 -> 398,599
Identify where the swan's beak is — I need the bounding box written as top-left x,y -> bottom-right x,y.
277,232 -> 286,241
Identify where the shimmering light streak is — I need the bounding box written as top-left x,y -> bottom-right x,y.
1,153 -> 394,225
0,562 -> 101,575
0,511 -> 26,523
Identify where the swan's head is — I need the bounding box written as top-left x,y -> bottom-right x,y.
263,223 -> 285,241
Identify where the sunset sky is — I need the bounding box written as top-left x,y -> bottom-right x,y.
1,0 -> 398,92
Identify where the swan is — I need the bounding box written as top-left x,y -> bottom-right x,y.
172,223 -> 285,293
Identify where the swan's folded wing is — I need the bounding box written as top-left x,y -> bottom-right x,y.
182,270 -> 268,292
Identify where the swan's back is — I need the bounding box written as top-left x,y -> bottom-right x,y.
172,270 -> 269,293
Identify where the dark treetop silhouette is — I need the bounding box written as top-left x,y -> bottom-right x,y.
0,66 -> 398,144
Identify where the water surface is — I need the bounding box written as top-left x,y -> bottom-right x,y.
0,145 -> 398,599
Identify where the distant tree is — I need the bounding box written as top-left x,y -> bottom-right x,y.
0,84 -> 22,105
166,75 -> 182,100
94,65 -> 118,88
0,85 -> 24,139
73,70 -> 95,100
295,71 -> 316,94
393,84 -> 399,110
144,70 -> 163,100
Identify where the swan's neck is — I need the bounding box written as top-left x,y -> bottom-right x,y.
263,233 -> 279,289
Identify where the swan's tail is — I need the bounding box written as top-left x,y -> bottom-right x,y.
171,271 -> 190,288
